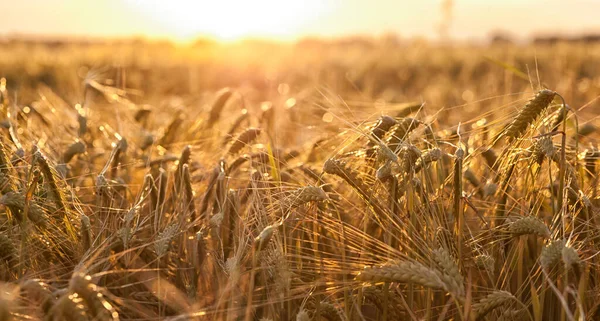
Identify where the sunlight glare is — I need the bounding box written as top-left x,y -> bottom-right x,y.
124,0 -> 335,42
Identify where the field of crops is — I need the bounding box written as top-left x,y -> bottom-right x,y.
0,39 -> 599,320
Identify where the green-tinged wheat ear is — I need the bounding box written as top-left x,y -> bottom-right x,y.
155,223 -> 179,257
367,115 -> 396,148
356,260 -> 450,293
387,117 -> 422,149
62,140 -> 86,163
228,128 -> 261,155
207,87 -> 233,127
432,247 -> 465,298
474,254 -> 495,275
414,148 -> 442,172
540,239 -> 566,270
531,135 -> 555,165
313,301 -> 343,321
561,244 -> 581,269
472,290 -> 517,321
0,232 -> 15,264
504,89 -> 556,139
508,216 -> 551,239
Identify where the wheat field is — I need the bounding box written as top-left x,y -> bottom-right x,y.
0,39 -> 599,320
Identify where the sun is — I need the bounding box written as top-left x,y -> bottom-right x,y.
124,0 -> 334,42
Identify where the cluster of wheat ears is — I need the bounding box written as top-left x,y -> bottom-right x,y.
0,75 -> 598,321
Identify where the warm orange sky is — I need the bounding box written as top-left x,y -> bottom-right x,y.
1,0 -> 599,42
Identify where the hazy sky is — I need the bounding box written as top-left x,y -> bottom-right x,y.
1,0 -> 599,42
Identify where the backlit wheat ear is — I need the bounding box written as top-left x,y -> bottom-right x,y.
398,144 -> 421,174
540,239 -> 566,270
507,216 -> 551,239
414,148 -> 442,172
433,247 -> 465,298
323,158 -> 370,195
281,185 -> 328,210
228,128 -> 261,155
504,89 -> 556,139
0,139 -> 17,194
222,110 -> 249,146
473,290 -> 517,321
387,117 -> 422,149
69,273 -> 119,320
62,140 -> 86,163
356,260 -> 450,293
367,115 -> 396,148
0,191 -> 48,227
207,87 -> 233,127
531,135 -> 555,165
